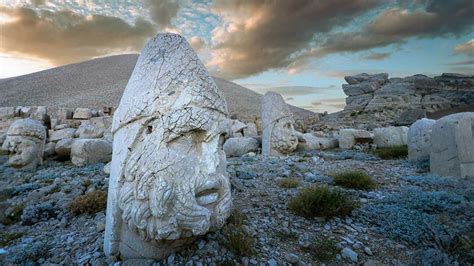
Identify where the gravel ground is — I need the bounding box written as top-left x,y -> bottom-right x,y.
1,150 -> 472,265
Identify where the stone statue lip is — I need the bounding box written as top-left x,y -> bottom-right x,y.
195,179 -> 223,208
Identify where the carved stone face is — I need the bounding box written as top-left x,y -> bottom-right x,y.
117,108 -> 231,241
271,117 -> 298,154
1,119 -> 46,169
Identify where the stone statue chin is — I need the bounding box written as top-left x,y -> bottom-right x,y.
104,33 -> 232,259
2,118 -> 46,169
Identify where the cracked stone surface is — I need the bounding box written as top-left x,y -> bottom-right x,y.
104,33 -> 232,259
261,92 -> 298,157
1,118 -> 46,169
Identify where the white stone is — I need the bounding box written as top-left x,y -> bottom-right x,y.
261,92 -> 298,156
338,129 -> 373,149
342,247 -> 358,263
55,138 -> 75,158
223,137 -> 259,157
229,119 -> 247,137
104,33 -> 232,260
77,120 -> 105,139
1,118 -> 46,169
49,128 -> 76,142
73,108 -> 92,120
0,107 -> 16,120
296,133 -> 337,151
43,142 -> 56,157
430,112 -> 474,179
373,126 -> 408,148
408,118 -> 436,161
71,139 -> 112,166
243,122 -> 258,137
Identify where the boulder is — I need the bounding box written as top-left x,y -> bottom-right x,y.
430,112 -> 474,179
55,138 -> 75,158
338,129 -> 373,149
43,142 -> 56,157
1,118 -> 46,169
0,107 -> 16,120
373,126 -> 408,148
77,121 -> 104,139
73,108 -> 92,120
408,118 -> 436,161
223,137 -> 259,157
296,133 -> 337,151
243,122 -> 258,137
49,128 -> 76,142
71,139 -> 112,166
261,92 -> 298,156
229,119 -> 247,137
104,33 -> 232,260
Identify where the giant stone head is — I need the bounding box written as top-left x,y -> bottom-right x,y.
2,118 -> 46,169
104,33 -> 231,259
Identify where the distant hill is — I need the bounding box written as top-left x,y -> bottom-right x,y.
0,54 -> 313,121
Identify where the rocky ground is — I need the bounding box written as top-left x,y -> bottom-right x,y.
0,149 -> 473,265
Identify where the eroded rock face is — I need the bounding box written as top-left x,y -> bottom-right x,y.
1,118 -> 46,169
373,126 -> 408,148
408,118 -> 436,161
104,33 -> 231,259
430,112 -> 474,179
261,92 -> 298,156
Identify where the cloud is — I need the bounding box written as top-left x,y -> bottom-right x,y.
0,6 -> 156,65
144,0 -> 179,28
305,0 -> 473,59
363,52 -> 391,61
207,0 -> 379,79
189,36 -> 205,51
454,39 -> 474,57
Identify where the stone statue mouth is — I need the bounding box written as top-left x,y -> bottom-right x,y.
195,180 -> 221,207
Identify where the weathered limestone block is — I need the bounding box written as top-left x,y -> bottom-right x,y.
223,137 -> 259,157
1,118 -> 46,169
104,33 -> 232,260
71,139 -> 112,166
229,119 -> 247,137
0,107 -> 16,120
55,138 -> 75,158
408,118 -> 436,161
243,122 -> 258,137
49,128 -> 76,142
261,92 -> 298,156
296,133 -> 337,151
73,108 -> 92,120
373,126 -> 408,148
18,106 -> 48,123
430,112 -> 474,179
77,122 -> 104,139
338,129 -> 373,149
43,142 -> 56,157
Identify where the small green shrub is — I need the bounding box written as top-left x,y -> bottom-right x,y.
277,178 -> 299,188
1,204 -> 24,225
332,170 -> 376,190
68,191 -> 107,216
374,145 -> 408,159
222,210 -> 254,256
449,230 -> 474,264
303,237 -> 339,262
288,186 -> 358,218
0,231 -> 23,247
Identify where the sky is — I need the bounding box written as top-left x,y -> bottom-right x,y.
0,0 -> 473,113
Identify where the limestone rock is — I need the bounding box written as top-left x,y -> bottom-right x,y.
73,108 -> 92,120
55,138 -> 75,158
296,133 -> 337,151
243,122 -> 258,137
430,112 -> 474,179
229,119 -> 247,137
49,128 -> 76,142
223,137 -> 259,157
373,126 -> 408,148
338,129 -> 373,149
43,142 -> 56,157
261,92 -> 298,156
1,118 -> 46,169
71,139 -> 112,166
408,118 -> 436,161
0,107 -> 16,120
104,33 -> 232,260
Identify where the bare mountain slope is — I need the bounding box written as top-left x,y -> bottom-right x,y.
0,54 -> 313,120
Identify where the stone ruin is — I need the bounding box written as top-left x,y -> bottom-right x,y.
104,33 -> 232,259
2,118 -> 46,169
261,92 -> 298,156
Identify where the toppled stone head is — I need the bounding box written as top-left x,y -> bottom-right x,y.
105,33 -> 231,259
261,92 -> 298,156
2,118 -> 46,169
